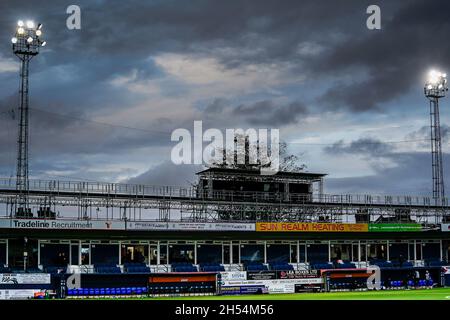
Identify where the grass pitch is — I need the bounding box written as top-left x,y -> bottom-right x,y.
149,288 -> 450,300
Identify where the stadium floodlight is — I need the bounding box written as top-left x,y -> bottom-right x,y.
26,20 -> 34,28
425,70 -> 448,98
424,69 -> 448,208
11,20 -> 46,216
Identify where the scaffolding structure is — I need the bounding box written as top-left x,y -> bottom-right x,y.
0,178 -> 447,226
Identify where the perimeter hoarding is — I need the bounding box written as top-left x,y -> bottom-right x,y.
127,221 -> 256,231
0,219 -> 125,230
368,223 -> 422,232
256,222 -> 368,232
0,273 -> 51,285
0,218 -> 255,232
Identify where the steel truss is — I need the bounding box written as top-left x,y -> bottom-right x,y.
0,192 -> 448,227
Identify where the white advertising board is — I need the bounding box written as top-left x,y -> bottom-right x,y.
127,221 -> 168,230
441,224 -> 450,232
0,218 -> 255,232
168,222 -> 255,231
0,289 -> 40,300
222,278 -> 323,287
221,278 -> 323,294
127,221 -> 255,231
267,283 -> 295,294
0,273 -> 51,285
0,219 -> 125,230
220,271 -> 247,281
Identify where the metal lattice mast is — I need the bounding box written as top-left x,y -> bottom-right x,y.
11,20 -> 46,214
425,70 -> 448,206
429,98 -> 444,201
16,55 -> 31,209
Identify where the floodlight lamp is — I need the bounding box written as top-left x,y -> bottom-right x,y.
36,29 -> 42,36
17,20 -> 24,27
425,69 -> 448,98
41,41 -> 46,47
11,37 -> 17,44
428,70 -> 440,84
17,27 -> 25,35
26,20 -> 35,29
37,23 -> 42,30
26,36 -> 33,43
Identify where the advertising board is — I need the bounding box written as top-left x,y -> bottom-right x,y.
256,222 -> 368,232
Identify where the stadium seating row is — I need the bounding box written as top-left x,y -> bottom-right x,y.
67,287 -> 148,296
388,280 -> 434,288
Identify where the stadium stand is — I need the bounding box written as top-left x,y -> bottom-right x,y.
245,262 -> 268,271
333,260 -> 356,269
0,265 -> 11,273
310,261 -> 333,270
425,259 -> 448,267
269,263 -> 294,271
370,259 -> 394,269
171,262 -> 198,272
95,264 -> 122,274
124,263 -> 150,273
199,263 -> 225,272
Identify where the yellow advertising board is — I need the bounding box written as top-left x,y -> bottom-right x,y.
256,222 -> 368,232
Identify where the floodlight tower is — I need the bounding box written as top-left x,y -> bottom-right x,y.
424,70 -> 448,206
11,20 -> 46,216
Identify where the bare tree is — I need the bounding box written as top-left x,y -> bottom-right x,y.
209,134 -> 306,172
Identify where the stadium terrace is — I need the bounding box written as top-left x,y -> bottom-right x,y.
0,167 -> 449,299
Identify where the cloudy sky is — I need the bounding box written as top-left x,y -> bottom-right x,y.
0,0 -> 450,196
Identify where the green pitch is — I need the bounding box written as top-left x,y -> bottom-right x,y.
149,288 -> 450,300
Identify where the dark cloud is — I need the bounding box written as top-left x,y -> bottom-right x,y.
204,98 -> 308,127
0,0 -> 448,193
406,125 -> 450,146
324,138 -> 393,157
314,0 -> 450,111
326,152 -> 445,195
323,134 -> 448,195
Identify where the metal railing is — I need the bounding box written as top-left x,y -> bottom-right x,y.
0,177 -> 448,207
